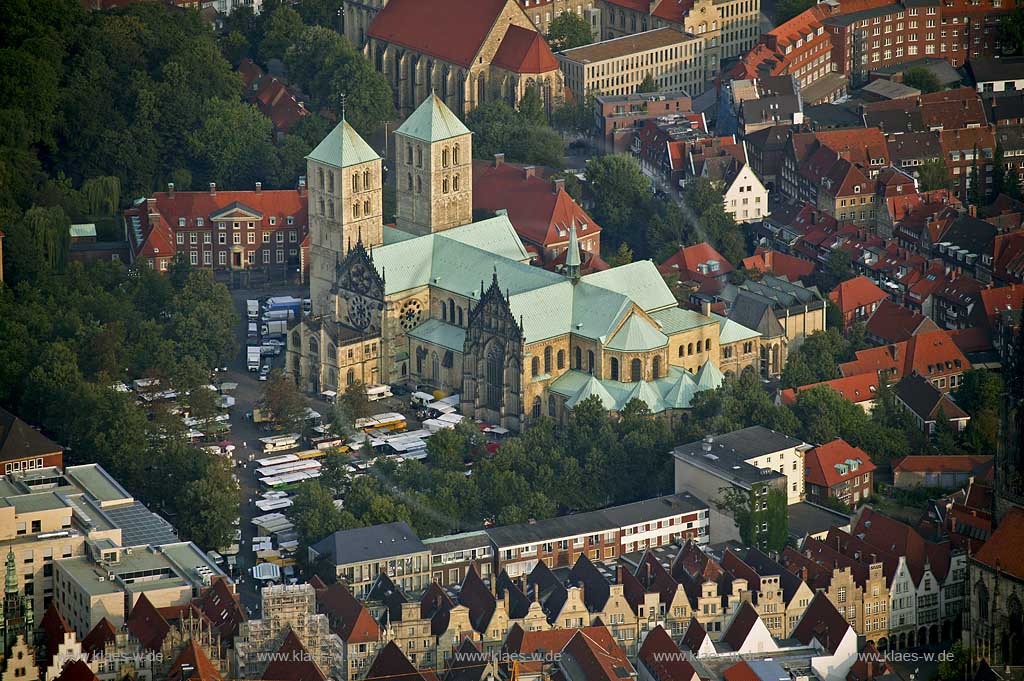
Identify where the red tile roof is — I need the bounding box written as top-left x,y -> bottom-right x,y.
639,625 -> 698,681
847,642 -> 894,681
54,661 -> 100,681
81,618 -> 117,657
492,24 -> 559,74
993,232 -> 1024,283
724,660 -> 762,681
238,58 -> 263,88
472,160 -> 601,250
659,242 -> 734,279
503,624 -> 617,676
979,284 -> 1024,329
974,507 -> 1024,580
319,582 -> 381,644
195,577 -> 245,641
866,300 -> 938,344
560,629 -> 635,681
851,507 -> 935,583
805,439 -> 876,488
839,328 -> 970,383
893,454 -> 993,474
126,594 -> 170,652
779,373 -> 880,407
829,276 -> 887,317
742,249 -> 815,282
792,592 -> 851,655
262,630 -> 328,681
369,0 -> 529,70
168,640 -> 223,681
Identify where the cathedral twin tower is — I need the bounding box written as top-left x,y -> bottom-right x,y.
306,94 -> 474,316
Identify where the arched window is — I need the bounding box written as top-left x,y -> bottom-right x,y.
416,350 -> 423,375
347,369 -> 355,386
631,358 -> 642,382
352,203 -> 360,219
416,176 -> 422,194
532,397 -> 542,418
407,173 -> 413,190
432,352 -> 440,380
705,338 -> 711,351
327,171 -> 334,193
532,357 -> 540,376
291,331 -> 300,348
352,173 -> 359,192
318,168 -> 324,189
610,358 -> 619,381
406,144 -> 413,164
318,198 -> 325,216
363,199 -> 370,215
486,343 -> 504,410
687,342 -> 694,356
557,350 -> 565,370
327,343 -> 337,359
457,307 -> 464,326
309,337 -> 319,355
678,346 -> 684,357
575,347 -> 582,369
588,350 -> 595,373
453,174 -> 459,192
448,299 -> 455,322
363,169 -> 370,189
652,356 -> 661,379
977,582 -> 990,621
453,144 -> 460,165
327,202 -> 334,218
544,347 -> 552,373
442,148 -> 449,168
441,302 -> 447,321
416,146 -> 423,168
443,178 -> 449,194
548,398 -> 556,417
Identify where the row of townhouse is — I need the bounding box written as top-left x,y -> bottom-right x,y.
780,507 -> 966,651
309,493 -> 711,598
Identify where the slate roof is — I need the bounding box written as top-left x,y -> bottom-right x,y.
310,521 -> 426,566
126,594 -> 170,652
318,582 -> 381,644
395,94 -> 471,143
681,617 -> 711,653
721,601 -> 761,651
792,592 -> 851,654
81,618 -> 117,656
263,630 -> 328,681
639,625 -> 697,681
893,373 -> 969,422
306,118 -> 380,169
973,507 -> 1024,581
54,661 -> 100,681
167,640 -> 222,681
560,629 -> 635,681
0,406 -> 62,463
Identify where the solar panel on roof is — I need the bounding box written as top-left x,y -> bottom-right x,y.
104,502 -> 178,547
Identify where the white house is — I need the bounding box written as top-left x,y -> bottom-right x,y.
888,557 -> 917,646
720,160 -> 771,224
793,594 -> 858,681
681,617 -> 718,657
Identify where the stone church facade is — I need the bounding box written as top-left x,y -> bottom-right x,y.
288,94 -> 752,430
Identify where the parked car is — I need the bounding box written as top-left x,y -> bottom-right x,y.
264,338 -> 286,347
259,366 -> 271,381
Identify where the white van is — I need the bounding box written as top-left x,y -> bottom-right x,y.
410,391 -> 434,408
320,390 -> 338,404
366,384 -> 393,402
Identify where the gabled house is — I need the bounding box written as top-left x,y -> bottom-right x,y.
829,276 -> 888,330
792,593 -> 858,681
838,328 -> 971,391
804,439 -> 876,508
778,373 -> 880,413
892,373 -> 971,435
720,601 -> 777,654
638,624 -> 699,681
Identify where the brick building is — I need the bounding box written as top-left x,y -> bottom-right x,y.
804,438 -> 876,507
595,90 -> 693,153
125,183 -> 308,274
0,407 -> 63,475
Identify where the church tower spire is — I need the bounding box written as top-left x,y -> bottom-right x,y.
565,221 -> 581,282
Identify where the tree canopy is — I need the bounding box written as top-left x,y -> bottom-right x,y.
466,94 -> 565,168
903,67 -> 941,94
546,11 -> 593,51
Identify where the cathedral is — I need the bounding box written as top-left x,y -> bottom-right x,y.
287,94 -> 754,431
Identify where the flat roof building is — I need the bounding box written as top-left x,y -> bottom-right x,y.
53,540 -> 226,635
558,28 -> 706,100
0,464 -> 180,623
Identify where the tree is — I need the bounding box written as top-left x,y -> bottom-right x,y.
188,99 -> 278,189
774,0 -> 816,25
546,11 -> 593,50
289,481 -> 358,561
903,67 -> 941,94
999,6 -> 1024,56
551,92 -> 596,136
222,30 -> 251,65
937,642 -> 971,681
585,154 -> 652,250
426,428 -> 468,472
466,100 -> 564,167
636,73 -> 657,94
993,142 -> 1009,198
262,369 -> 309,432
176,455 -> 239,550
764,488 -> 789,552
919,158 -> 952,192
341,381 -> 371,420
818,248 -> 853,292
930,408 -> 962,454
259,5 -> 306,61
3,206 -> 71,284
605,242 -> 634,268
716,487 -> 756,546
968,144 -> 984,208
780,328 -> 849,388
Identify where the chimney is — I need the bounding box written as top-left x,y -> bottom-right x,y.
167,182 -> 175,197
298,176 -> 307,197
969,205 -> 977,218
255,181 -> 262,194
209,182 -> 216,196
701,300 -> 712,317
553,178 -> 565,194
523,165 -> 537,180
801,566 -> 809,582
494,153 -> 505,167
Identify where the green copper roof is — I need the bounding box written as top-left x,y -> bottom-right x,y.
649,307 -> 717,335
566,224 -> 581,269
711,313 -> 761,345
395,94 -> 471,143
606,315 -> 668,352
663,372 -> 698,409
625,380 -> 667,413
565,376 -> 617,410
581,261 -> 677,312
695,359 -> 725,391
407,318 -> 467,351
307,118 -> 380,169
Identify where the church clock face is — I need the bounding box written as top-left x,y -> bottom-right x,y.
399,299 -> 423,331
348,297 -> 372,330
